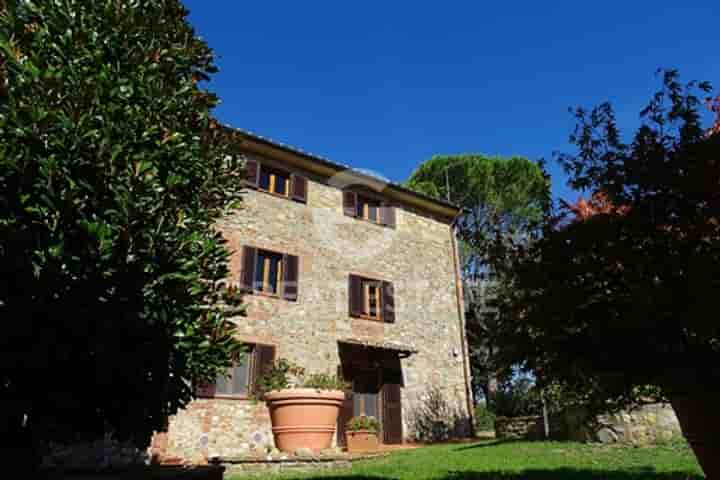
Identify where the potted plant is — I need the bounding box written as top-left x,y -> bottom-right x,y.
256,359 -> 349,453
345,415 -> 381,453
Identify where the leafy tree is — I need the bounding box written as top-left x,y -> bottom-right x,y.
492,70 -> 719,476
0,0 -> 245,461
406,155 -> 550,402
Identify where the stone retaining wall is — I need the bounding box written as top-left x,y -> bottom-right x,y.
495,416 -> 544,440
564,403 -> 682,445
495,403 -> 682,446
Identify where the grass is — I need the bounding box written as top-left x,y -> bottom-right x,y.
228,440 -> 704,480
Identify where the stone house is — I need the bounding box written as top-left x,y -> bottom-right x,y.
151,128 -> 474,462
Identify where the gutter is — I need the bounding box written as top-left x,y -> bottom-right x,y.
449,212 -> 476,437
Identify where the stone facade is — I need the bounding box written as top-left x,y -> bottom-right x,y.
153,136 -> 473,462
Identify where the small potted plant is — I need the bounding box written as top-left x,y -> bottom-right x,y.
256,359 -> 349,453
345,415 -> 381,453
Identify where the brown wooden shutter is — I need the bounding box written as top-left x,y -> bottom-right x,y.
337,394 -> 354,448
382,382 -> 402,444
252,344 -> 276,398
349,274 -> 363,318
195,381 -> 216,398
282,254 -> 299,301
343,191 -> 358,217
382,281 -> 395,323
245,157 -> 260,187
380,204 -> 396,228
290,174 -> 308,203
239,246 -> 257,293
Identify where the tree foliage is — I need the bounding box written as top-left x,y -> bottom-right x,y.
0,0 -> 245,453
492,70 -> 720,411
406,155 -> 550,400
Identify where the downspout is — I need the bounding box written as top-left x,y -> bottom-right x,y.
449,214 -> 476,437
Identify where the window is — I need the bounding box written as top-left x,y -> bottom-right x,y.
258,165 -> 290,197
349,274 -> 395,322
215,348 -> 253,397
343,191 -> 396,228
240,246 -> 300,301
362,279 -> 382,320
246,158 -> 308,203
353,371 -> 380,419
196,344 -> 276,399
356,195 -> 381,223
254,249 -> 284,295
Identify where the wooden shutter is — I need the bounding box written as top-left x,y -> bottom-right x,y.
239,246 -> 257,293
380,204 -> 396,228
290,174 -> 308,203
245,157 -> 260,187
282,254 -> 299,301
382,281 -> 395,323
252,344 -> 276,398
336,364 -> 354,448
382,382 -> 403,444
348,274 -> 363,318
195,381 -> 216,398
343,191 -> 358,217
337,393 -> 354,448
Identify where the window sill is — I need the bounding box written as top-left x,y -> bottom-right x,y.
207,394 -> 252,401
345,214 -> 394,229
252,290 -> 281,299
355,314 -> 385,323
252,186 -> 305,204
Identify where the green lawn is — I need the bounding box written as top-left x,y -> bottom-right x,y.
229,440 -> 704,480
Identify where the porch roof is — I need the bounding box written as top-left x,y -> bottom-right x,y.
338,338 -> 419,358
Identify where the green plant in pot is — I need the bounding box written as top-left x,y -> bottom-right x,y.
256,359 -> 349,454
345,415 -> 381,453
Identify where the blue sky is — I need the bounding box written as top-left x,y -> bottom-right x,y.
184,1 -> 718,202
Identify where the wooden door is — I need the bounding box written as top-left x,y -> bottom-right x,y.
382,382 -> 402,444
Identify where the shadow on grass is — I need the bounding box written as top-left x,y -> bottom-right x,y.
443,469 -> 704,480
268,469 -> 704,480
453,439 -> 519,451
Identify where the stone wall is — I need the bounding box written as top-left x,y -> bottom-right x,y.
495,416 -> 545,440
40,435 -> 149,472
494,404 -> 682,445
564,403 -> 682,445
154,152 -> 472,461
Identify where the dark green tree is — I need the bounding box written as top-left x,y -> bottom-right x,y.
493,70 -> 719,477
0,0 -> 245,461
406,155 -> 550,402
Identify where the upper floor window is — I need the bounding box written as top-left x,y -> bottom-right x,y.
245,157 -> 308,203
240,246 -> 299,301
259,165 -> 290,197
343,191 -> 396,228
196,344 -> 276,399
255,249 -> 284,295
349,274 -> 395,322
362,278 -> 383,320
356,195 -> 382,223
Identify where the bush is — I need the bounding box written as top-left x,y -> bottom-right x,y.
255,358 -> 349,397
346,416 -> 380,432
474,404 -> 496,431
491,377 -> 543,418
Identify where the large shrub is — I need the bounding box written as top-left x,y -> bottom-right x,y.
0,0 -> 245,459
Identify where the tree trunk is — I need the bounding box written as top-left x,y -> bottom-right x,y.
670,394 -> 720,479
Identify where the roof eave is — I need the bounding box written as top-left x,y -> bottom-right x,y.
223,126 -> 461,222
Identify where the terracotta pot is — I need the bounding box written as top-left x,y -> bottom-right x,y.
346,430 -> 380,453
670,394 -> 720,479
265,388 -> 345,453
